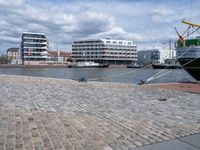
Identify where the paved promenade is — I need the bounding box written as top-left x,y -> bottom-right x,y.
0,75 -> 200,150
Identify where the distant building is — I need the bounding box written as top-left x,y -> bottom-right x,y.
138,48 -> 173,65
20,32 -> 49,65
48,51 -> 71,63
6,48 -> 22,64
72,39 -> 137,65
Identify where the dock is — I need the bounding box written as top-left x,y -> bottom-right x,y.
0,75 -> 200,150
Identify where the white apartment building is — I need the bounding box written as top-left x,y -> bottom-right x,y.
72,39 -> 137,64
21,32 -> 49,65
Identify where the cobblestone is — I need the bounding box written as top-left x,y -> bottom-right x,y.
0,75 -> 200,150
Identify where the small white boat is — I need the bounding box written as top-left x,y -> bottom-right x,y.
68,61 -> 109,68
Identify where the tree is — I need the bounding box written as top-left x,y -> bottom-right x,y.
0,54 -> 9,64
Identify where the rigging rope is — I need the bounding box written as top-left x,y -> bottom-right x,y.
184,27 -> 200,38
87,63 -> 153,82
147,52 -> 200,82
145,46 -> 192,83
87,45 -> 196,83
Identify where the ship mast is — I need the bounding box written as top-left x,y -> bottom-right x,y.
182,20 -> 200,28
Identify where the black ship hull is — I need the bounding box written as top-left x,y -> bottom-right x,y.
152,64 -> 181,69
178,58 -> 200,81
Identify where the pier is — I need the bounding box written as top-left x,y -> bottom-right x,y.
0,75 -> 200,150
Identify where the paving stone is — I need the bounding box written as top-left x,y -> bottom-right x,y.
0,75 -> 200,150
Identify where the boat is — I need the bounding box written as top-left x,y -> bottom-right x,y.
175,20 -> 200,81
127,63 -> 141,68
152,62 -> 181,69
68,61 -> 109,68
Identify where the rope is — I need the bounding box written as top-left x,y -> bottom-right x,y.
87,45 -> 194,83
145,46 -> 192,83
87,63 -> 153,81
146,46 -> 200,83
184,27 -> 200,38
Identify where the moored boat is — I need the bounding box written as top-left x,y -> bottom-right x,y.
127,63 -> 141,68
68,61 -> 109,68
152,63 -> 181,69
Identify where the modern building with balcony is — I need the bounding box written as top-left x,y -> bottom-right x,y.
72,39 -> 137,65
20,32 -> 49,65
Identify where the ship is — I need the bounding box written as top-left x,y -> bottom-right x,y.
68,61 -> 109,68
127,63 -> 141,68
175,20 -> 200,81
152,63 -> 181,69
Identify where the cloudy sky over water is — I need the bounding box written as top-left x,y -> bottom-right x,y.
0,0 -> 200,52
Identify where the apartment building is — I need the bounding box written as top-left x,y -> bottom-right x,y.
21,32 -> 49,65
72,39 -> 137,65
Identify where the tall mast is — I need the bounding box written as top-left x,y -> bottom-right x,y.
57,43 -> 59,63
169,39 -> 172,59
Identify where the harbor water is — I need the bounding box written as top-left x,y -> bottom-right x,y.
0,68 -> 195,84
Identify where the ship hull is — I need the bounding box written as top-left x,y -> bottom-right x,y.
152,64 -> 181,69
178,58 -> 200,81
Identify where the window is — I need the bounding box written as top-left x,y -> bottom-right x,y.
128,42 -> 132,45
106,41 -> 111,43
119,41 -> 123,44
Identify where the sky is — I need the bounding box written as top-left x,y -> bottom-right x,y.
0,0 -> 200,53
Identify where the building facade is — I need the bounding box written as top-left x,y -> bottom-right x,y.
72,39 -> 137,65
138,48 -> 173,65
21,32 -> 49,65
48,51 -> 71,63
6,48 -> 22,64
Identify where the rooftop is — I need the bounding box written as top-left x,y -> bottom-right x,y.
22,32 -> 46,35
6,48 -> 20,53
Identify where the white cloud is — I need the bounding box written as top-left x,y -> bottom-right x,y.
0,0 -> 200,52
0,0 -> 25,6
149,5 -> 176,23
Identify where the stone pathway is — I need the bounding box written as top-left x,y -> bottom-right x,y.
0,75 -> 200,150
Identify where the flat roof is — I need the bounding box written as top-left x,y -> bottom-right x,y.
22,32 -> 46,35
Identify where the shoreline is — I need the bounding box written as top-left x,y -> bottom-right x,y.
0,74 -> 199,93
0,64 -> 69,68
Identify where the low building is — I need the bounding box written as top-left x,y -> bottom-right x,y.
48,51 -> 71,63
138,48 -> 173,65
6,48 -> 22,64
20,32 -> 49,65
72,39 -> 137,65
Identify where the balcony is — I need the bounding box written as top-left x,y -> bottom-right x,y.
23,46 -> 48,49
23,41 -> 48,45
23,36 -> 47,40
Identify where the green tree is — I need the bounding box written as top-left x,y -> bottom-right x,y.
0,54 -> 9,64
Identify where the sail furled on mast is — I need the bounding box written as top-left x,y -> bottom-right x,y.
175,27 -> 185,46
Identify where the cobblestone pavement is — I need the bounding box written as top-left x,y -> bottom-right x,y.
0,75 -> 200,150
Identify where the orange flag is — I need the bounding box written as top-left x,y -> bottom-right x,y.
175,27 -> 185,46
